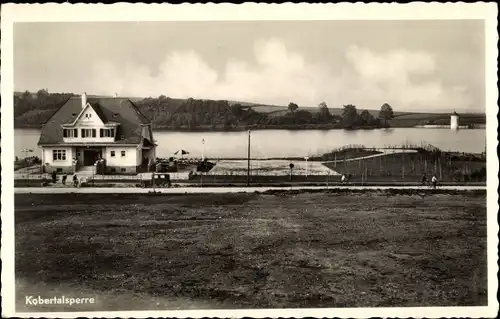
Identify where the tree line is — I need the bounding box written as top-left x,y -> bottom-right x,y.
14,89 -> 76,128
13,90 -> 395,130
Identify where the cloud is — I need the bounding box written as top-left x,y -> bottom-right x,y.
88,39 -> 472,111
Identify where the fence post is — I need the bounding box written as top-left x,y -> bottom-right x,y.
402,153 -> 405,180
367,164 -> 369,182
379,155 -> 382,174
439,157 -> 442,180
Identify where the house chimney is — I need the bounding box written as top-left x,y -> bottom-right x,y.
81,92 -> 87,109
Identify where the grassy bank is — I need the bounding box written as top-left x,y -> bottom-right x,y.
324,151 -> 486,182
309,145 -> 382,161
15,191 -> 486,311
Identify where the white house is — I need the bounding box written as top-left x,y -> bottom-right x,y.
38,93 -> 156,174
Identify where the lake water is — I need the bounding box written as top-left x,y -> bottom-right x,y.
14,127 -> 486,159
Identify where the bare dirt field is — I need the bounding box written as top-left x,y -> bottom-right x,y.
15,191 -> 487,311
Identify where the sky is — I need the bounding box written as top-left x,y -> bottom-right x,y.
14,20 -> 485,112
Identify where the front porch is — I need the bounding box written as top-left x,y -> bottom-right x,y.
74,147 -> 104,172
41,144 -> 157,175
139,145 -> 156,173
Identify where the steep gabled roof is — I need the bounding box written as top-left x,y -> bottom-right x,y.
90,103 -> 109,123
65,102 -> 108,126
38,97 -> 152,145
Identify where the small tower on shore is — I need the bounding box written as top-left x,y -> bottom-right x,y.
450,111 -> 459,130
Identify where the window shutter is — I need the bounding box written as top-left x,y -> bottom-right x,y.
74,129 -> 78,137
92,129 -> 96,137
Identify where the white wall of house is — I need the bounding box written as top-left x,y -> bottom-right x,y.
42,146 -> 74,167
136,146 -> 142,165
104,146 -> 138,167
63,104 -> 117,143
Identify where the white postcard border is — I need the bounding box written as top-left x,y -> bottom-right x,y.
1,3 -> 498,318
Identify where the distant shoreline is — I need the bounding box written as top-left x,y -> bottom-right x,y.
13,124 -> 486,131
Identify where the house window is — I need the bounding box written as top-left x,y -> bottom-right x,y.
121,168 -> 126,173
56,168 -> 63,173
52,150 -> 67,161
63,129 -> 78,138
82,129 -> 91,138
121,151 -> 126,157
81,129 -> 96,138
111,168 -> 116,173
110,151 -> 115,157
85,114 -> 92,119
100,128 -> 115,137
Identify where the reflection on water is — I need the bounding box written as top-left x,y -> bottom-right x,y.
15,127 -> 486,159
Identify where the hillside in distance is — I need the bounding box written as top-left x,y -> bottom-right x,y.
13,91 -> 486,130
228,100 -> 485,121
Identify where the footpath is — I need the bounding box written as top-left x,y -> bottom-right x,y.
14,185 -> 486,194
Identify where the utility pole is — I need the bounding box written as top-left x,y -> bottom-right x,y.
402,153 -> 405,180
304,156 -> 309,179
247,130 -> 251,186
201,138 -> 205,161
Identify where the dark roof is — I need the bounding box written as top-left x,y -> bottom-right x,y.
90,103 -> 108,123
38,97 -> 152,145
142,138 -> 155,147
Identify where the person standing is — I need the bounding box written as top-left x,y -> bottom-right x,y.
431,175 -> 438,189
51,171 -> 57,184
62,173 -> 67,186
341,174 -> 347,185
73,174 -> 78,188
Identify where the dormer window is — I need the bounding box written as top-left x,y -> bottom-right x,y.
63,129 -> 78,138
100,128 -> 115,138
85,114 -> 92,119
82,128 -> 96,138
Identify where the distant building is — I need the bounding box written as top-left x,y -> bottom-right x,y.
38,93 -> 156,174
450,112 -> 459,130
